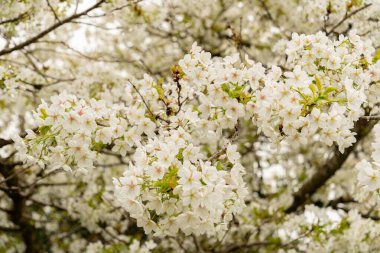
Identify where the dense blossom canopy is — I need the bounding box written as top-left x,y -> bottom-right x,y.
1,0 -> 380,252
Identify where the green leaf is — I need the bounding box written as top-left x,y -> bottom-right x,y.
324,86 -> 337,95
315,76 -> 322,93
39,108 -> 48,120
152,166 -> 179,193
309,83 -> 316,95
153,84 -> 165,100
38,125 -> 52,135
146,113 -> 156,123
176,148 -> 184,162
331,217 -> 350,235
352,0 -> 363,7
239,92 -> 252,104
373,48 -> 380,63
91,141 -> 107,151
230,85 -> 245,98
0,79 -> 5,89
221,83 -> 230,93
267,236 -> 282,246
153,180 -> 171,193
359,57 -> 369,68
88,191 -> 103,209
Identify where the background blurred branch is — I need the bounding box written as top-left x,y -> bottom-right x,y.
286,118 -> 378,213
0,0 -> 105,57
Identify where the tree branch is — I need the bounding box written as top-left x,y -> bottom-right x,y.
286,118 -> 378,213
0,12 -> 28,26
46,0 -> 61,22
257,0 -> 289,39
0,0 -> 105,57
0,162 -> 45,252
127,79 -> 169,123
0,225 -> 19,233
327,4 -> 372,35
0,138 -> 13,148
361,115 -> 380,120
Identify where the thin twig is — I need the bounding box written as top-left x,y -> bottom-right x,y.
0,0 -> 105,56
207,127 -> 239,161
327,4 -> 372,35
362,115 -> 380,121
0,12 -> 28,26
46,0 -> 61,22
127,79 -> 169,123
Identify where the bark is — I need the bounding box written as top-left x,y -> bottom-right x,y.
286,118 -> 378,213
0,163 -> 49,253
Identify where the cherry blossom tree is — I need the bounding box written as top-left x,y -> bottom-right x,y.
1,0 -> 380,252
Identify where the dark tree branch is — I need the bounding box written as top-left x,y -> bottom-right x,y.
257,0 -> 289,39
0,225 -> 19,233
46,0 -> 61,22
0,0 -> 105,56
286,118 -> 378,213
327,4 -> 372,35
362,115 -> 380,120
0,138 -> 13,148
0,12 -> 29,26
0,162 -> 46,253
0,127 -> 37,148
320,197 -> 380,221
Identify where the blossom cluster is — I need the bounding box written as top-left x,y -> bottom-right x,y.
168,42 -> 263,144
16,32 -> 380,237
15,91 -> 156,172
114,130 -> 247,236
3,0 -> 380,251
112,44 -> 255,236
356,124 -> 380,194
254,32 -> 373,152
